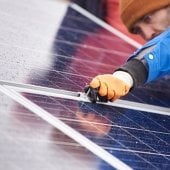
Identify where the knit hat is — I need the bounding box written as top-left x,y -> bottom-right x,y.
120,0 -> 170,32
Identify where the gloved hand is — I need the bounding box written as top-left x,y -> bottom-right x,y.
85,73 -> 132,103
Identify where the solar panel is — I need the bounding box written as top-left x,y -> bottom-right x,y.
0,0 -> 169,170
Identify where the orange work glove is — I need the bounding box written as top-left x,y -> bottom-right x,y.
85,73 -> 132,102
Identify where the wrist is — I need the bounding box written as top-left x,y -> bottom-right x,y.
113,71 -> 133,88
116,59 -> 148,87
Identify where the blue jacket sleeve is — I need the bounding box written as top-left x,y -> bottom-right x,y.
126,27 -> 170,85
144,36 -> 170,82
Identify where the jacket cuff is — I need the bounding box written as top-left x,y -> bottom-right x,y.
116,59 -> 148,88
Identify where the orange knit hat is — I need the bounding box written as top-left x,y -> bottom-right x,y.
120,0 -> 170,32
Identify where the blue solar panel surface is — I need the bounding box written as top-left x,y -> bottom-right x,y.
0,0 -> 169,170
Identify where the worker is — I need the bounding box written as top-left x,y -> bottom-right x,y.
85,0 -> 170,102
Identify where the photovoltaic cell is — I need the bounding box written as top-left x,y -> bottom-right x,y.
0,0 -> 169,170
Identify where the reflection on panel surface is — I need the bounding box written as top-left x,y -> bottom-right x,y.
21,92 -> 169,170
0,0 -> 169,169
